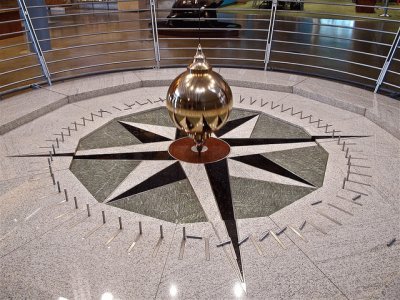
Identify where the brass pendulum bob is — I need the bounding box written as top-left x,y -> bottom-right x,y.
166,44 -> 233,163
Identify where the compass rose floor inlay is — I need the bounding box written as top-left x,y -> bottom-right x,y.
0,69 -> 399,300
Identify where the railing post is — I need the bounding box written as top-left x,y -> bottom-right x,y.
264,0 -> 277,71
17,0 -> 52,86
375,26 -> 400,93
150,0 -> 161,69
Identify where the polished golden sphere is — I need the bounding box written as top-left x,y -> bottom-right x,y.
166,44 -> 233,150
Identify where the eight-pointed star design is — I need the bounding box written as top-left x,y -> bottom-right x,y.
70,111 -> 336,281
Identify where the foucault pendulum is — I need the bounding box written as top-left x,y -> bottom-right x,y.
166,44 -> 233,163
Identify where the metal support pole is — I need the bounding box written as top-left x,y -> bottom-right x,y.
375,26 -> 400,93
149,0 -> 160,69
380,0 -> 390,17
264,0 -> 278,70
17,0 -> 52,85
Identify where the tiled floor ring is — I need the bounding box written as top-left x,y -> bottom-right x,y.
0,80 -> 399,299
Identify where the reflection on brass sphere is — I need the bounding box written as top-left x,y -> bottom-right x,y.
166,44 -> 233,152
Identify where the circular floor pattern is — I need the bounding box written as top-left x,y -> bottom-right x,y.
0,82 -> 399,299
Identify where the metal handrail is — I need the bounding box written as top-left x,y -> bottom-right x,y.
271,50 -> 382,70
273,29 -> 392,47
47,48 -> 154,64
41,38 -> 154,53
270,60 -> 376,81
1,0 -> 399,97
273,40 -> 386,58
51,58 -> 155,75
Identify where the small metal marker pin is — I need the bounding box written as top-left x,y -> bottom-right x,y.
67,127 -> 71,136
102,210 -> 106,224
47,157 -> 51,166
160,225 -> 164,239
348,155 -> 351,165
332,130 -> 335,138
52,144 -> 56,155
387,238 -> 396,247
216,240 -> 231,247
342,141 -> 346,151
183,227 -> 186,240
317,119 -> 321,127
276,227 -> 287,235
342,177 -> 346,189
49,151 -> 53,162
139,221 -> 142,235
73,122 -> 77,131
259,231 -> 269,242
299,220 -> 306,230
81,117 -> 86,126
337,135 -> 341,145
299,111 -> 303,119
238,235 -> 249,246
48,164 -> 53,175
119,217 -> 123,230
345,148 -> 349,158
64,189 -> 69,202
352,194 -> 361,201
61,131 -> 64,142
51,173 -> 56,185
187,235 -> 203,240
90,113 -> 94,121
74,197 -> 78,209
56,138 -> 59,148
311,200 -> 322,206
86,204 -> 90,217
57,181 -> 61,193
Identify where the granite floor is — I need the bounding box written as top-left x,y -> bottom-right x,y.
0,69 -> 399,300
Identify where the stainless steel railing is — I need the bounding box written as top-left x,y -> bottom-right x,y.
0,0 -> 399,97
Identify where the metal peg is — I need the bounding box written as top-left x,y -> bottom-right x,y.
64,189 -> 69,202
352,194 -> 361,201
276,227 -> 287,235
160,225 -> 164,239
216,240 -> 231,247
337,135 -> 341,145
311,200 -> 322,206
48,164 -> 53,176
51,173 -> 56,185
183,227 -> 186,240
102,210 -> 106,224
317,119 -> 321,127
139,221 -> 142,235
299,220 -> 306,230
259,231 -> 269,242
74,196 -> 78,209
52,144 -> 56,155
345,148 -> 349,158
348,155 -> 351,165
57,181 -> 61,193
331,130 -> 335,138
73,122 -> 77,131
56,138 -> 59,148
119,216 -> 123,230
47,157 -> 51,166
86,204 -> 91,217
49,151 -> 53,162
342,177 -> 346,189
342,141 -> 346,151
61,131 -> 64,142
387,238 -> 396,247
